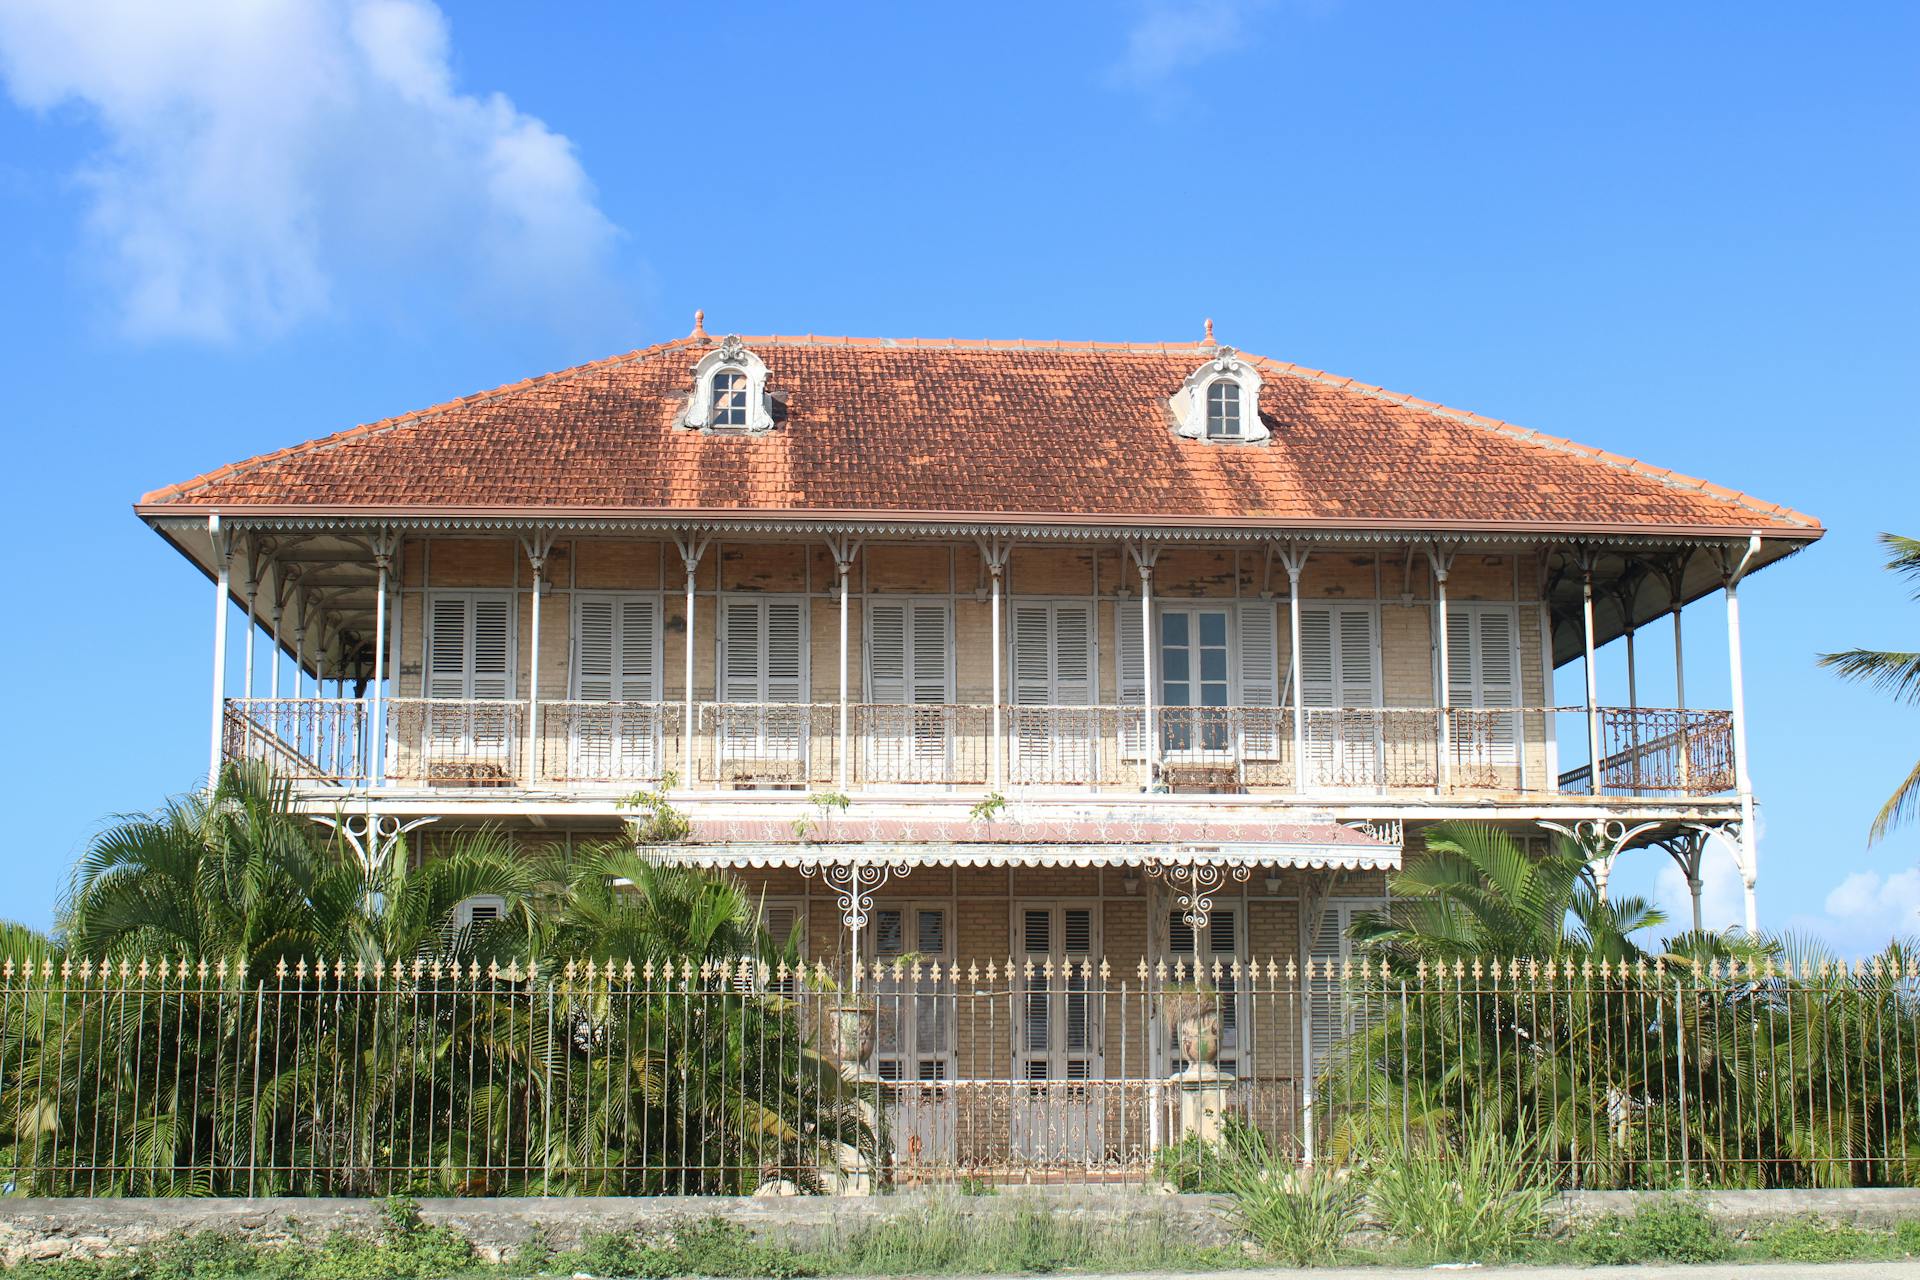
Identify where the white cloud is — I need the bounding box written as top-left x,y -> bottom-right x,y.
1108,0 -> 1270,89
1784,868 -> 1920,955
0,0 -> 620,340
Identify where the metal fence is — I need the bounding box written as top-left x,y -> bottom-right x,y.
3,953 -> 1914,1196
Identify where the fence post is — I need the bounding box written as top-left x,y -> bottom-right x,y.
1675,969 -> 1690,1191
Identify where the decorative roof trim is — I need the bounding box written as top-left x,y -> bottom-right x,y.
138,510 -> 1815,549
645,840 -> 1401,871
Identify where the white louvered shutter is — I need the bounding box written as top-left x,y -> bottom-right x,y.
1116,601 -> 1146,759
1012,604 -> 1053,706
618,598 -> 659,702
909,603 -> 950,704
575,598 -> 616,702
1306,904 -> 1345,1077
1476,609 -> 1518,764
469,598 -> 512,700
868,601 -> 908,704
764,601 -> 805,703
1298,606 -> 1335,781
1237,601 -> 1280,758
1010,603 -> 1094,781
427,595 -> 470,699
721,600 -> 764,702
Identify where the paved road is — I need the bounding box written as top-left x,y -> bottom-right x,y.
1044,1266 -> 1920,1280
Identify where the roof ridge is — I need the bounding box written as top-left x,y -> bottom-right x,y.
1240,353 -> 1823,532
137,334 -> 705,506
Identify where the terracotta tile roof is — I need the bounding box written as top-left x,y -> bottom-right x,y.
135,333 -> 1820,537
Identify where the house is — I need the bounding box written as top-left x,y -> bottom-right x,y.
136,317 -> 1818,1163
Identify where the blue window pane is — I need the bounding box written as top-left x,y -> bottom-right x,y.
1202,681 -> 1229,707
1164,681 -> 1190,707
1199,613 -> 1227,646
1163,650 -> 1190,682
1200,649 -> 1227,682
1161,613 -> 1188,646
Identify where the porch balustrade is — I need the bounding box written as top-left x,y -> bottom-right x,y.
222,697 -> 1736,799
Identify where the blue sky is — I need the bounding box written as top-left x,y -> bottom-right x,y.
0,2 -> 1913,951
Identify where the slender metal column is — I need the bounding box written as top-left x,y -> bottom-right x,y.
980,540 -> 1011,791
1428,544 -> 1456,794
1723,535 -> 1761,932
242,573 -> 259,699
1672,605 -> 1687,710
676,534 -> 711,789
267,600 -> 282,700
1129,544 -> 1161,790
371,545 -> 390,787
830,537 -> 862,794
1580,559 -> 1602,793
207,516 -> 233,790
521,533 -> 553,787
1277,544 -> 1310,796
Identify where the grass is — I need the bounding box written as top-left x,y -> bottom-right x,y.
8,1185 -> 1920,1277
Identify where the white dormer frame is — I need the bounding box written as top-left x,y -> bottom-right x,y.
1169,347 -> 1269,443
680,335 -> 776,434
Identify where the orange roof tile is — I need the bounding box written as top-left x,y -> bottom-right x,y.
135,334 -> 1821,537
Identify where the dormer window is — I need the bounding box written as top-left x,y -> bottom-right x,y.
680,335 -> 775,434
1170,346 -> 1269,444
1205,379 -> 1242,439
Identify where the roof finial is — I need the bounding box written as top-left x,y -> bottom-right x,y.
1203,316 -> 1215,345
691,309 -> 707,341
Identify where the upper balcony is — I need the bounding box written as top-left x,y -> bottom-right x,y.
223,696 -> 1735,803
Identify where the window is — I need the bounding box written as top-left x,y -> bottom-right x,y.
1307,896 -> 1387,1075
681,335 -> 774,433
1113,601 -> 1280,762
717,597 -> 809,773
571,594 -> 662,780
1008,601 -> 1096,783
871,903 -> 952,1085
452,895 -> 506,931
1297,603 -> 1383,786
866,599 -> 953,779
709,371 -> 748,427
422,591 -> 516,769
1205,380 -> 1241,438
1018,905 -> 1098,1079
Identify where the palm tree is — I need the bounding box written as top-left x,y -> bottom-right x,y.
1818,532 -> 1920,842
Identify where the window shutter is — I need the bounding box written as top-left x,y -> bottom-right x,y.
469,597 -> 512,700
1307,902 -> 1346,1073
619,597 -> 659,701
1336,607 -> 1378,710
427,595 -> 470,699
721,600 -> 765,702
1011,604 -> 1054,706
1115,601 -> 1146,758
1238,601 -> 1280,757
909,602 -> 950,704
1052,605 -> 1094,706
575,598 -> 616,702
868,601 -> 908,704
1445,607 -> 1474,707
764,600 -> 806,703
1297,607 -> 1335,709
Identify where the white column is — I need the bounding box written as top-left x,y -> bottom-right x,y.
1672,604 -> 1687,711
678,536 -> 708,790
207,517 -> 233,790
292,624 -> 305,702
242,573 -> 259,700
372,541 -> 391,787
1431,548 -> 1453,794
836,542 -> 852,794
522,534 -> 550,788
1724,536 -> 1761,933
1138,553 -> 1157,789
268,601 -> 283,700
1581,565 -> 1602,793
987,545 -> 1007,791
1282,548 -> 1308,796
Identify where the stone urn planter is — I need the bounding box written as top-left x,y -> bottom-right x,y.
1162,986 -> 1223,1066
824,1002 -> 877,1074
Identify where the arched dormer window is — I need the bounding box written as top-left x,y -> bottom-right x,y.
680,335 -> 775,433
1171,346 -> 1268,443
1205,379 -> 1241,439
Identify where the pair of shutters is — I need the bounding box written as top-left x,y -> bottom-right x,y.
1112,601 -> 1289,759
1306,897 -> 1388,1074
1009,603 -> 1096,781
1166,909 -> 1243,1070
867,600 -> 952,775
719,598 -> 809,764
1445,604 -> 1520,764
571,595 -> 661,778
424,593 -> 516,763
1020,906 -> 1097,1077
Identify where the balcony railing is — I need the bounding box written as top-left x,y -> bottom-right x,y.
221,698 -> 1736,798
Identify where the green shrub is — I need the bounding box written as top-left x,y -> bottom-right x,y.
1216,1158 -> 1362,1266
1575,1197 -> 1731,1264
1365,1114 -> 1555,1263
1896,1219 -> 1920,1254
1152,1114 -> 1270,1192
1754,1216 -> 1890,1262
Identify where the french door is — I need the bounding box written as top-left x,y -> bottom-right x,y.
865,599 -> 952,782
1014,905 -> 1103,1163
423,592 -> 515,771
1008,601 -> 1096,784
717,597 -> 808,774
1298,603 -> 1382,787
870,904 -> 956,1170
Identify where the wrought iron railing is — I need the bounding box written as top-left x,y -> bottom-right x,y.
3,954 -> 1912,1194
222,699 -> 1736,797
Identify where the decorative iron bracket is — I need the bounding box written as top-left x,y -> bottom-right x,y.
315,812 -> 440,872
1144,859 -> 1252,931
1538,817 -> 1661,901
801,861 -> 897,932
